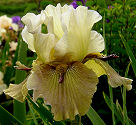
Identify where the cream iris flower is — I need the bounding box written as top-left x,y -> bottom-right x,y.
0,15 -> 18,32
4,4 -> 132,121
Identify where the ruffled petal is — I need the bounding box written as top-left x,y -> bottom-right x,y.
93,59 -> 133,90
88,31 -> 105,54
27,62 -> 98,121
54,6 -> 103,62
34,33 -> 56,63
88,10 -> 102,28
44,4 -> 72,38
44,4 -> 65,39
4,80 -> 28,102
22,26 -> 35,52
21,13 -> 45,33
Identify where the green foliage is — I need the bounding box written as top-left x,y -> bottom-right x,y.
27,96 -> 65,125
87,106 -> 106,125
103,92 -> 135,125
0,105 -> 23,125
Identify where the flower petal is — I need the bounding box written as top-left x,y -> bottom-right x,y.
0,71 -> 4,80
0,84 -> 7,95
11,23 -> 18,32
0,15 -> 12,29
4,80 -> 28,102
44,4 -> 64,39
22,26 -> 35,52
55,8 -> 89,61
27,62 -> 98,121
85,59 -> 106,77
21,13 -> 45,33
88,10 -> 102,28
34,33 -> 56,63
93,59 -> 133,90
88,31 -> 105,54
54,6 -> 103,62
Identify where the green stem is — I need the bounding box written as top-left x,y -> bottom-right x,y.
13,38 -> 27,124
122,62 -> 131,125
122,87 -> 129,125
103,11 -> 116,125
28,101 -> 38,125
78,116 -> 81,125
109,86 -> 116,125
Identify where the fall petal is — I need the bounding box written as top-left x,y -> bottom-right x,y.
27,62 -> 98,121
4,80 -> 28,102
94,59 -> 132,90
85,59 -> 106,77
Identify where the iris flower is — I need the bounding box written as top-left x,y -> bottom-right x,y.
4,4 -> 132,121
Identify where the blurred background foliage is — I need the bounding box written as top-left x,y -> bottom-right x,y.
0,0 -> 136,125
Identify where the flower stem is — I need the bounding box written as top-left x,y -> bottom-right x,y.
122,62 -> 131,125
13,38 -> 27,124
103,10 -> 116,125
109,86 -> 116,125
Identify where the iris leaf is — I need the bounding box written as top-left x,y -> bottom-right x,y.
119,32 -> 136,76
27,96 -> 65,125
14,36 -> 27,123
87,106 -> 106,125
103,92 -> 135,125
0,105 -> 23,125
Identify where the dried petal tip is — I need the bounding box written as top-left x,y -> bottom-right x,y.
14,61 -> 31,71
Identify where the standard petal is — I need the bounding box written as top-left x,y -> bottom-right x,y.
54,6 -> 103,62
22,26 -> 35,52
87,31 -> 105,54
27,61 -> 98,121
94,59 -> 133,90
4,80 -> 28,102
21,13 -> 45,33
88,10 -> 102,28
34,33 -> 56,63
55,8 -> 90,62
44,4 -> 64,39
